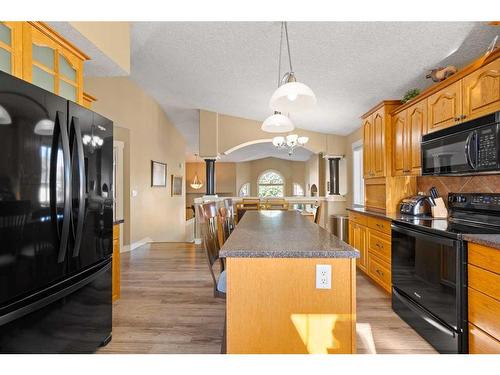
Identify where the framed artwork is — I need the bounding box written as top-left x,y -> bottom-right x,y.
151,160 -> 167,187
171,175 -> 183,196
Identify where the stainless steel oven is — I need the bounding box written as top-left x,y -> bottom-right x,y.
391,222 -> 467,354
421,111 -> 500,176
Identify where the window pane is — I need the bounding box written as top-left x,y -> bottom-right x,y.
59,55 -> 76,81
59,79 -> 76,102
0,23 -> 11,46
32,65 -> 55,92
258,185 -> 284,198
32,44 -> 54,69
239,183 -> 250,197
259,171 -> 283,184
353,146 -> 364,205
0,48 -> 11,74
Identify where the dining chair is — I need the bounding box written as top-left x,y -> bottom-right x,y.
196,201 -> 226,299
218,207 -> 231,246
314,203 -> 322,225
265,198 -> 289,210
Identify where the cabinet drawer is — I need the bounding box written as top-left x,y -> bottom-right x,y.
468,243 -> 500,275
469,287 -> 500,340
469,264 -> 500,300
348,211 -> 368,226
367,216 -> 391,235
368,230 -> 391,263
469,323 -> 500,354
368,253 -> 391,293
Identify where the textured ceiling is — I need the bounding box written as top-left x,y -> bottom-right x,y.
93,22 -> 498,154
218,141 -> 313,162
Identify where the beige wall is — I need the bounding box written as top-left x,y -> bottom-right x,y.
344,127 -> 363,206
114,126 -> 131,246
85,77 -> 187,244
304,154 -> 319,196
70,22 -> 131,74
199,111 -> 347,156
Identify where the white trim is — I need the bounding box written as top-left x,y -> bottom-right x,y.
352,139 -> 363,150
122,237 -> 152,252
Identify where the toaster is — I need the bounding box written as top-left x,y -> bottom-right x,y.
399,195 -> 432,216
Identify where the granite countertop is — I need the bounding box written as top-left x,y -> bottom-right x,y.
463,234 -> 500,250
346,206 -> 400,221
219,210 -> 359,259
113,219 -> 124,225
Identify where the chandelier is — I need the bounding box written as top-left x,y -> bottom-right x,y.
272,134 -> 309,156
190,154 -> 204,190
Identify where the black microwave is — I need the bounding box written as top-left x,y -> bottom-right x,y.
421,111 -> 500,176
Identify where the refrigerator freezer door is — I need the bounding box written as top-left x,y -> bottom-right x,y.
0,259 -> 112,353
67,102 -> 113,274
0,71 -> 70,307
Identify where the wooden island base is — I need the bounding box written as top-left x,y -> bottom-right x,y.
226,257 -> 356,354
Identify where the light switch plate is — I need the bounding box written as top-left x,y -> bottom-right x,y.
316,264 -> 332,289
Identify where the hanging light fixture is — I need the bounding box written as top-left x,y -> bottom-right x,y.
261,23 -> 294,133
190,154 -> 204,190
272,134 -> 309,156
269,22 -> 316,113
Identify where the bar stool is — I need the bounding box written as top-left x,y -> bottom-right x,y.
196,201 -> 226,299
314,203 -> 322,225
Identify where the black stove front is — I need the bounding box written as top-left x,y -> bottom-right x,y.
391,192 -> 500,354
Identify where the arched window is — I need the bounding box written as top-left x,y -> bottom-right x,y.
292,183 -> 304,196
258,170 -> 284,198
239,182 -> 250,197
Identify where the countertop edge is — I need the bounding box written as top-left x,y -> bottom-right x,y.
462,234 -> 500,250
219,249 -> 360,259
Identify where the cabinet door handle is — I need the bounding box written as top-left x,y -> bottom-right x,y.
461,114 -> 467,120
375,243 -> 382,249
454,117 -> 460,122
376,223 -> 384,229
376,269 -> 384,277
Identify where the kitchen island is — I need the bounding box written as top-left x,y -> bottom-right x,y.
219,210 -> 359,354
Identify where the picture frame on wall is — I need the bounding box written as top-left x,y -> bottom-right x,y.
171,175 -> 183,196
151,160 -> 167,187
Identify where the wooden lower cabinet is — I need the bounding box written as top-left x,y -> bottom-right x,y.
467,242 -> 500,354
349,211 -> 392,293
112,224 -> 121,302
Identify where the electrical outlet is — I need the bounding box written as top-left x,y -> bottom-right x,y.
316,264 -> 332,289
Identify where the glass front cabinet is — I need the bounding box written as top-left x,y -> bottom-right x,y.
0,21 -> 89,105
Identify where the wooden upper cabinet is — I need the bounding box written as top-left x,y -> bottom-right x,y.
22,23 -> 87,104
427,80 -> 462,133
372,108 -> 386,178
462,58 -> 500,121
363,117 -> 373,178
392,110 -> 407,176
0,22 -> 23,77
407,99 -> 426,175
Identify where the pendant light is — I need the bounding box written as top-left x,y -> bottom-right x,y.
261,23 -> 294,133
269,22 -> 316,113
190,154 -> 204,190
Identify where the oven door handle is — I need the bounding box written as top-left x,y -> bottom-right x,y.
393,288 -> 456,338
391,223 -> 458,247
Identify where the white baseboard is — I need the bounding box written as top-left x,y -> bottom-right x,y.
120,237 -> 152,253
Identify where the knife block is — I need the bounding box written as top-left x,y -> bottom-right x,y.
431,197 -> 448,218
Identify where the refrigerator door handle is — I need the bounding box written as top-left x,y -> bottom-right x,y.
50,111 -> 72,263
70,116 -> 86,258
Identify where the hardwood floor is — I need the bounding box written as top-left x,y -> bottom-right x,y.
99,242 -> 436,354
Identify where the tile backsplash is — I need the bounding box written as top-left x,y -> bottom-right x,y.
417,175 -> 500,205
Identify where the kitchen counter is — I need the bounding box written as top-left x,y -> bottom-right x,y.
346,206 -> 400,221
221,209 -> 357,354
220,210 -> 358,259
113,219 -> 124,225
463,234 -> 500,250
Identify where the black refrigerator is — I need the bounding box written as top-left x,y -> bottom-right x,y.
0,71 -> 113,353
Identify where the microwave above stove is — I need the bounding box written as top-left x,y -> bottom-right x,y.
421,111 -> 500,176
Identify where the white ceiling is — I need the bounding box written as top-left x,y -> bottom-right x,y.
216,141 -> 313,162
70,22 -> 499,154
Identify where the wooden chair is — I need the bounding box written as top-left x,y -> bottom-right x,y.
196,202 -> 226,299
265,198 -> 289,210
218,207 -> 231,245
223,198 -> 235,230
314,203 -> 322,225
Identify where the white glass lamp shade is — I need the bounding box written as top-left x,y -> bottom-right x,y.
190,172 -> 203,190
286,134 -> 298,146
298,136 -> 309,145
261,113 -> 294,133
270,81 -> 317,113
272,136 -> 285,147
34,119 -> 55,136
0,105 -> 12,125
